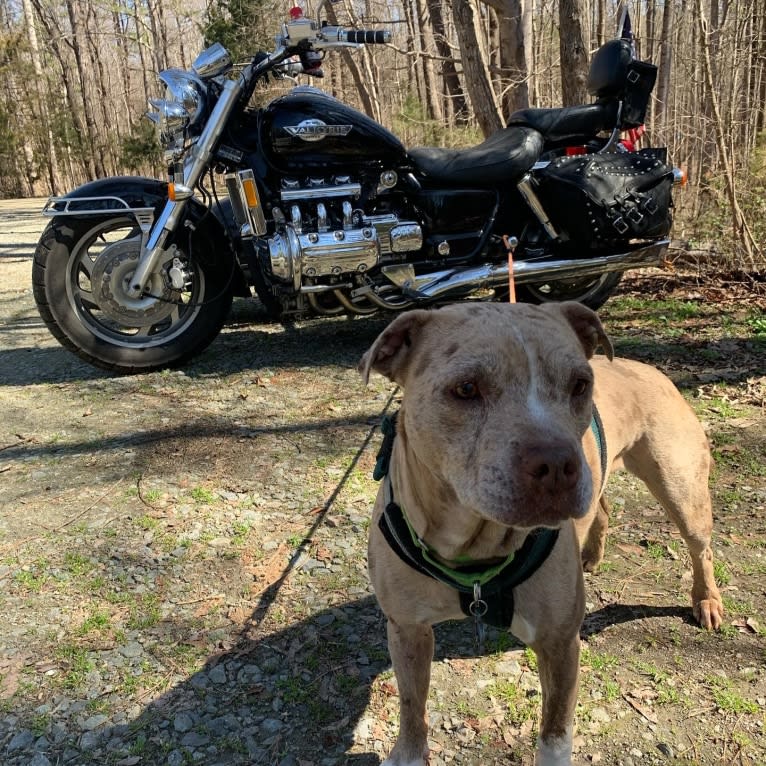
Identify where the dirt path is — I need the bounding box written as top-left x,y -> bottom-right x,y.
0,199 -> 765,765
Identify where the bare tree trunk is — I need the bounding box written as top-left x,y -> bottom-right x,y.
655,0 -> 673,130
645,0 -> 656,59
695,0 -> 758,263
30,0 -> 94,182
416,0 -> 444,121
326,2 -> 377,118
559,0 -> 590,105
66,0 -> 106,177
429,0 -> 467,124
113,6 -> 132,122
596,0 -> 606,46
757,1 -> 766,132
85,0 -> 117,173
132,0 -> 153,110
401,0 -> 426,111
488,0 -> 532,117
452,0 -> 503,135
22,0 -> 62,193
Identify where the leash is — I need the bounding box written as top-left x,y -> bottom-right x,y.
502,235 -> 518,302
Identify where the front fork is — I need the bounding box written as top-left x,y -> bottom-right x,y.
127,76 -> 245,299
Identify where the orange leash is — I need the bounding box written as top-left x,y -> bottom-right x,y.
502,235 -> 517,303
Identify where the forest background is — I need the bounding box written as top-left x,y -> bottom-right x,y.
1,0 -> 765,267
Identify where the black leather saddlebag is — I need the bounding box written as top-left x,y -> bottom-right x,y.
535,149 -> 673,246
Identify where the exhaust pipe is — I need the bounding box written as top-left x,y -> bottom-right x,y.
391,240 -> 670,301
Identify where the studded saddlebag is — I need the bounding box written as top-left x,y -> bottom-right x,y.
535,149 -> 674,247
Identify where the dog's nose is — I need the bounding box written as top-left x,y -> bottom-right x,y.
521,442 -> 581,493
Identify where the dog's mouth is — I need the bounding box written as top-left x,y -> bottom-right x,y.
473,462 -> 593,529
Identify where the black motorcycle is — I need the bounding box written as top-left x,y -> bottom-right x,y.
32,8 -> 682,373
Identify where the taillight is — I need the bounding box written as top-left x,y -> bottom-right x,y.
672,167 -> 688,186
565,146 -> 587,156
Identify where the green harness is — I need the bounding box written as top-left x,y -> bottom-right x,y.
373,410 -> 607,645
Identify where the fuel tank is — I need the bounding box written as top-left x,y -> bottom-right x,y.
260,86 -> 406,171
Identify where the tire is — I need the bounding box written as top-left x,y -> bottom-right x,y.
515,271 -> 623,311
32,215 -> 234,374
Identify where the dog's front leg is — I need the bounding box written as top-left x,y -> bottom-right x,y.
383,617 -> 434,766
532,631 -> 580,766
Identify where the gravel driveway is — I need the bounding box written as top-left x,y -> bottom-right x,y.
1,198 -> 765,765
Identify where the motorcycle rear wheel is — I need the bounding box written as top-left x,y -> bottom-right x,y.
32,216 -> 233,374
515,271 -> 623,311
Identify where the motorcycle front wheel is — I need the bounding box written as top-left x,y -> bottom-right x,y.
515,271 -> 623,311
32,215 -> 234,374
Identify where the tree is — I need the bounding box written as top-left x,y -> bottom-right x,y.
452,0 -> 503,135
558,0 -> 589,105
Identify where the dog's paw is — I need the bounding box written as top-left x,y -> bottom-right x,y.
694,597 -> 725,630
381,745 -> 429,766
580,550 -> 602,573
535,732 -> 573,765
580,541 -> 605,572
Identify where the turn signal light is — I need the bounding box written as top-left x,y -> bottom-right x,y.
241,177 -> 259,208
167,182 -> 193,201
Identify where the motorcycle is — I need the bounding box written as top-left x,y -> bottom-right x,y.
32,5 -> 683,374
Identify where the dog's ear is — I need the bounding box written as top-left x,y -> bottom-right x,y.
551,301 -> 614,360
359,310 -> 433,384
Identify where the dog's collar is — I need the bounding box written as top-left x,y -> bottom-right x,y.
590,404 -> 608,493
378,486 -> 560,595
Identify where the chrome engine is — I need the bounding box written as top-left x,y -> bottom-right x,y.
266,176 -> 422,290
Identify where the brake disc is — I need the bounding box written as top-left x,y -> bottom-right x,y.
90,240 -> 180,327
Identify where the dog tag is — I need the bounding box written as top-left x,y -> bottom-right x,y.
469,582 -> 488,652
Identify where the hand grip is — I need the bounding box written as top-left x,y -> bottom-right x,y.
343,29 -> 390,44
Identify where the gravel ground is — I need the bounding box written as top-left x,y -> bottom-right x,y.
1,198 -> 765,765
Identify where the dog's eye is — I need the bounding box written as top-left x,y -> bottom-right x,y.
453,381 -> 479,400
571,378 -> 591,397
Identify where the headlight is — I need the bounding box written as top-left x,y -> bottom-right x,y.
146,69 -> 206,156
192,43 -> 232,78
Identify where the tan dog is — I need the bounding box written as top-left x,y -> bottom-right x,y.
359,302 -> 723,766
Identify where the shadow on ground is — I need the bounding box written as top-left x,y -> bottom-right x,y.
1,589 -> 724,765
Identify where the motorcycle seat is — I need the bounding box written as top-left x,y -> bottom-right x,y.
407,125 -> 543,185
506,102 -> 618,145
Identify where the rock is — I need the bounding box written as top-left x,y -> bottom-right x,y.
173,712 -> 195,733
8,730 -> 35,751
118,641 -> 143,658
208,664 -> 227,684
260,717 -> 283,736
657,743 -> 674,758
180,731 -> 209,748
81,714 -> 108,730
495,660 -> 521,676
590,707 -> 611,724
79,729 -> 102,750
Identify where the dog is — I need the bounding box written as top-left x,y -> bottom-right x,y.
359,301 -> 723,765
